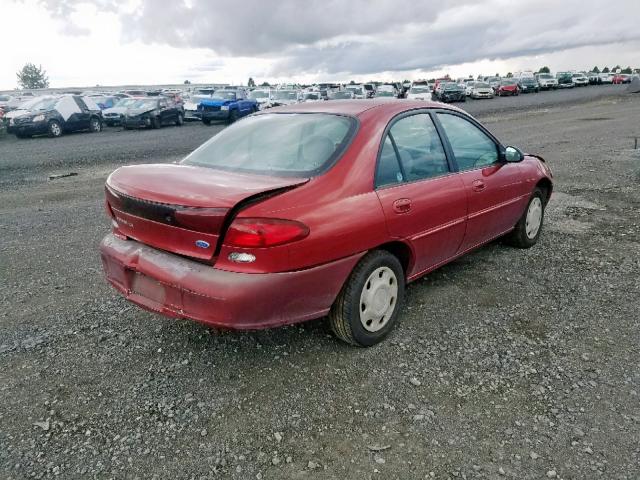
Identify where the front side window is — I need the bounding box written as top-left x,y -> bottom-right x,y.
437,113 -> 498,170
183,113 -> 356,177
375,113 -> 449,187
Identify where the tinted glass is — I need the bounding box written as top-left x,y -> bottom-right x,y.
387,114 -> 449,182
183,113 -> 356,177
437,113 -> 498,170
376,136 -> 403,187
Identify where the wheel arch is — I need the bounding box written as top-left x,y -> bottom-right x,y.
375,240 -> 414,278
535,178 -> 553,205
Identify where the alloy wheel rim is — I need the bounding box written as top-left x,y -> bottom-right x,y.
525,197 -> 543,239
91,120 -> 99,131
359,266 -> 398,332
51,123 -> 61,136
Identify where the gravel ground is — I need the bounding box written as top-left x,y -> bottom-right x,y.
1,84 -> 639,479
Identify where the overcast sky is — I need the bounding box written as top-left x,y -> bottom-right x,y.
3,0 -> 639,89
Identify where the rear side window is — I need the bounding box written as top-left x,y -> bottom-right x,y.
437,113 -> 498,170
375,113 -> 449,187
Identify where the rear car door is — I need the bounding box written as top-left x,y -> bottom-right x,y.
435,111 -> 524,251
68,96 -> 90,131
375,112 -> 467,278
158,99 -> 172,124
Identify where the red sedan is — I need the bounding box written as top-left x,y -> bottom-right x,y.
497,80 -> 520,96
100,100 -> 553,346
612,74 -> 631,84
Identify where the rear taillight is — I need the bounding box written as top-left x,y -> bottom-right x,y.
224,218 -> 309,248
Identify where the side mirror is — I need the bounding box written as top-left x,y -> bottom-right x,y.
504,146 -> 524,162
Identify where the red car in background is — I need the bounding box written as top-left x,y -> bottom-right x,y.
100,100 -> 553,346
497,79 -> 520,96
612,74 -> 631,84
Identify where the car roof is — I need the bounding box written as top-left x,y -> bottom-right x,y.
264,99 -> 464,117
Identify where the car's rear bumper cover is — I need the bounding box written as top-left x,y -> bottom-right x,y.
100,234 -> 363,330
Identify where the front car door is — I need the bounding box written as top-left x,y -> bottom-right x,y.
435,111 -> 525,251
158,99 -> 171,124
375,112 -> 467,279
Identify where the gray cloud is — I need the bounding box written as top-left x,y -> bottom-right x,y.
37,0 -> 640,76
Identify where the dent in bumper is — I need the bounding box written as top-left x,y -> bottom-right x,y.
100,234 -> 363,330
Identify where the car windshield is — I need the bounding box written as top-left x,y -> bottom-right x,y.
131,99 -> 158,108
475,82 -> 490,88
0,95 -> 10,101
521,78 -> 536,84
345,86 -> 361,92
274,91 -> 298,100
249,91 -> 270,99
376,91 -> 395,96
30,97 -> 59,111
182,113 -> 356,177
444,83 -> 461,90
409,87 -> 429,94
329,92 -> 352,99
538,74 -> 553,79
114,98 -> 138,108
212,91 -> 237,101
502,80 -> 517,85
304,93 -> 320,100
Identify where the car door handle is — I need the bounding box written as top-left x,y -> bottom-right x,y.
472,180 -> 486,192
392,198 -> 412,213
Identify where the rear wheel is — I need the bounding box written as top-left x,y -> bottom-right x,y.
176,114 -> 184,126
202,118 -> 211,126
151,116 -> 161,129
329,250 -> 405,347
48,120 -> 63,138
505,188 -> 545,248
228,109 -> 239,124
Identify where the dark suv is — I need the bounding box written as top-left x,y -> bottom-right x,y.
122,97 -> 185,129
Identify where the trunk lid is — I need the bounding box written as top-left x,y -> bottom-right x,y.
106,164 -> 308,261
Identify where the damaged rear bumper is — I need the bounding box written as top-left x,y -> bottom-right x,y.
100,234 -> 362,330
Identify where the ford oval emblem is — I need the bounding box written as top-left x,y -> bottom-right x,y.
195,240 -> 210,249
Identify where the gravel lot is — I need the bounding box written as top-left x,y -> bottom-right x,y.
1,84 -> 639,479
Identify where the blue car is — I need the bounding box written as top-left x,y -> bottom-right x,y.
199,89 -> 258,124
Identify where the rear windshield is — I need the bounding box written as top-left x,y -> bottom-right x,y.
182,113 -> 357,177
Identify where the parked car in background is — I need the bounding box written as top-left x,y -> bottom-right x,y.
376,84 -> 399,98
363,84 -> 376,98
199,89 -> 257,125
0,94 -> 14,110
486,77 -> 502,91
302,91 -> 324,102
464,82 -> 477,97
612,74 -> 631,84
100,100 -> 553,346
598,73 -> 613,84
588,72 -> 602,85
103,97 -> 142,126
406,85 -> 431,100
496,79 -> 520,96
8,95 -> 102,138
556,72 -> 575,88
328,90 -> 355,100
123,97 -> 184,129
469,82 -> 494,99
270,89 -> 301,107
571,73 -> 589,86
90,95 -> 119,110
434,82 -> 466,102
536,73 -> 558,90
249,89 -> 274,110
345,85 -> 367,99
518,77 -> 539,93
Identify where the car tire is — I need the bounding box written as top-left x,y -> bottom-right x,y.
202,118 -> 211,126
329,250 -> 405,347
176,114 -> 184,126
228,109 -> 239,124
48,120 -> 63,138
505,188 -> 545,249
151,117 -> 161,129
89,117 -> 102,133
